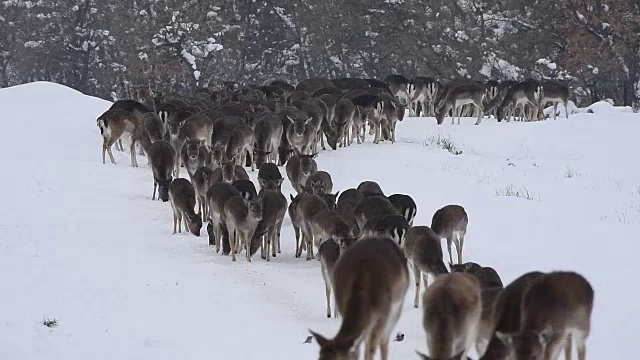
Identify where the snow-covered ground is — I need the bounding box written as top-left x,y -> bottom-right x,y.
1,81 -> 638,359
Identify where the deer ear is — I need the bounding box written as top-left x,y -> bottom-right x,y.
415,350 -> 431,360
304,117 -> 312,124
309,330 -> 329,347
311,153 -> 318,159
334,190 -> 340,198
286,115 -> 294,123
290,194 -> 295,202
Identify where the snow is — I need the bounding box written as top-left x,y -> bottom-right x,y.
1,81 -> 639,359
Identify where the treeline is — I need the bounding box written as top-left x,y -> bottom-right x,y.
1,0 -> 638,106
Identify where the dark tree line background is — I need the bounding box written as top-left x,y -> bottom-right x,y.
1,0 -> 639,106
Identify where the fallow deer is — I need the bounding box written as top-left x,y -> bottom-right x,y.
431,204 -> 468,265
435,82 -> 486,125
310,235 -> 409,360
402,225 -> 450,308
417,272 -> 482,360
148,140 -> 175,202
168,178 -> 203,236
495,271 -> 594,360
224,195 -> 263,262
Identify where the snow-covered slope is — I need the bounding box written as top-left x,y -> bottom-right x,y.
1,82 -> 638,359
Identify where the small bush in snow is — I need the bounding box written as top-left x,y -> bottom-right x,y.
43,318 -> 58,328
632,101 -> 639,113
495,185 -> 537,200
564,166 -> 578,178
424,133 -> 462,155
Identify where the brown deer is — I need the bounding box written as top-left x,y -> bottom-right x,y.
310,236 -> 409,360
403,226 -> 449,308
96,109 -> 144,167
435,82 -> 486,125
495,271 -> 594,360
417,272 -> 482,360
224,195 -> 263,262
148,140 -> 175,202
317,237 -> 358,319
431,204 -> 468,265
168,178 -> 203,236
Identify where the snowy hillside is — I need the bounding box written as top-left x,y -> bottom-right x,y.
1,82 -> 638,359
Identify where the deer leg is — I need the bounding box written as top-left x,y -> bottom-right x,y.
102,142 -> 107,164
182,212 -> 189,233
446,236 -> 454,264
129,140 -> 138,167
270,228 -> 277,258
455,232 -> 464,264
152,180 -> 157,200
117,138 -> 123,151
575,331 -> 586,360
553,103 -> 558,120
565,101 -> 569,119
475,105 -> 483,125
294,227 -> 302,258
324,277 -> 332,318
564,333 -> 572,360
230,228 -> 237,262
106,141 -> 117,164
413,264 -> 421,308
172,206 -> 178,234
543,333 -> 564,360
176,211 -> 183,233
245,232 -> 253,262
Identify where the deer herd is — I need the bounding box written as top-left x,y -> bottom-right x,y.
95,74 -> 590,360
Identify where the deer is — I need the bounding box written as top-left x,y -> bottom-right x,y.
357,180 -> 385,198
290,191 -> 330,260
286,115 -> 316,155
435,82 -> 486,125
388,193 -> 418,227
497,80 -> 543,122
168,178 -> 203,236
384,74 -> 410,106
540,81 -> 570,120
354,195 -> 400,233
317,238 -> 358,319
417,272 -> 482,360
334,98 -> 356,148
479,271 -> 546,360
402,225 -> 450,308
310,208 -> 355,252
305,170 -> 334,195
167,113 -> 213,177
226,124 -> 255,171
180,138 -> 211,182
211,157 -> 250,184
494,271 -> 594,360
232,179 -> 258,201
310,235 -> 409,360
253,113 -> 283,167
450,262 -> 504,289
285,153 -> 318,195
224,195 -> 263,262
148,140 -> 175,202
252,187 -> 287,261
431,204 -> 468,265
96,109 -> 144,167
207,182 -> 241,254
142,112 -> 166,143
192,166 -> 216,221
362,214 -> 410,246
257,162 -> 284,192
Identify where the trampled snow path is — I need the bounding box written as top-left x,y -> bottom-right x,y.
1,82 -> 638,359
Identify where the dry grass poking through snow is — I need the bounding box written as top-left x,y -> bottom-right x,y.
424,132 -> 463,155
495,184 -> 538,201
